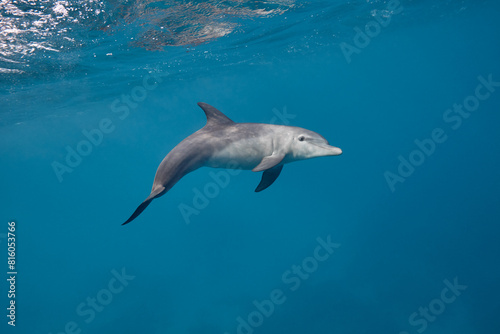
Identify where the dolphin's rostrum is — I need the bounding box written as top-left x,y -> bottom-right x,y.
122,102 -> 342,225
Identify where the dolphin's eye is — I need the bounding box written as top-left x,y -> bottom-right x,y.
298,135 -> 305,142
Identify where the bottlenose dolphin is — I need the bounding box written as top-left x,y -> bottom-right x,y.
122,102 -> 342,225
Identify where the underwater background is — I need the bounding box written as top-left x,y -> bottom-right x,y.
1,0 -> 500,333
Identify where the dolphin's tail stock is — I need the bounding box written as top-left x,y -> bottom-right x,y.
122,186 -> 165,225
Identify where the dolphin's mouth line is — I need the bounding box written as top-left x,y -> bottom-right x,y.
308,141 -> 340,150
306,140 -> 342,155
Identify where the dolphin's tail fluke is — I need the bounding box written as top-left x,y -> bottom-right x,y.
122,198 -> 153,225
122,186 -> 165,225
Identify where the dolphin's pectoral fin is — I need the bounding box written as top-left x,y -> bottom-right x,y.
252,153 -> 285,172
122,186 -> 165,225
255,165 -> 283,192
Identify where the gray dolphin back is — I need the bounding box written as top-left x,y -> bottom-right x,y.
122,102 -> 235,226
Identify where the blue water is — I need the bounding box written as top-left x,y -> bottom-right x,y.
1,0 -> 500,333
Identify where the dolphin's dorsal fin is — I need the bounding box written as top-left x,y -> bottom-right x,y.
198,102 -> 235,128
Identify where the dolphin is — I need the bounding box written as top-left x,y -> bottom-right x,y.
122,102 -> 342,225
